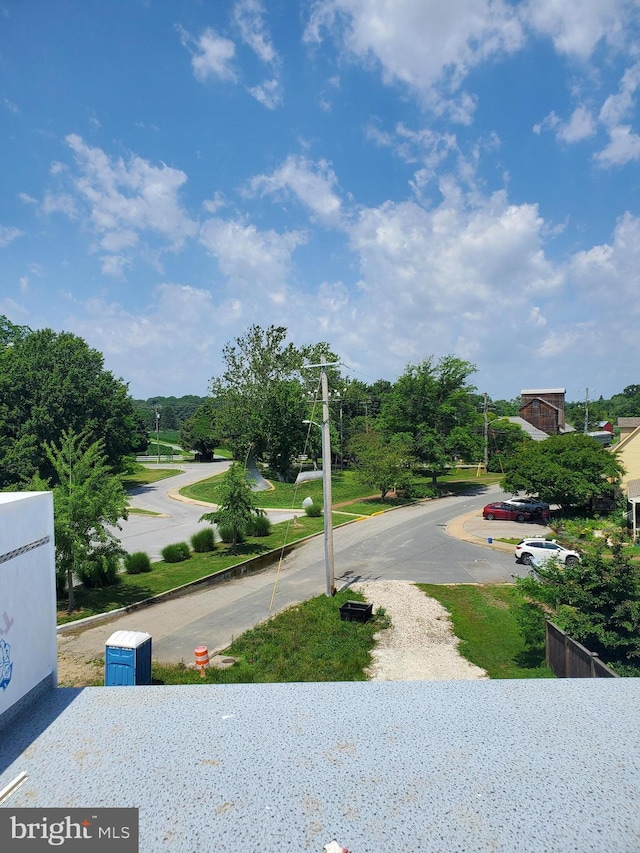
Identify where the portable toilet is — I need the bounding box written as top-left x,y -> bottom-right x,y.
105,630 -> 152,686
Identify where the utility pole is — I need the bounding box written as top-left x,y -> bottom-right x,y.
155,405 -> 161,463
584,387 -> 589,434
483,392 -> 488,472
305,358 -> 340,596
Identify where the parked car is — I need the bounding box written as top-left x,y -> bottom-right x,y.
505,497 -> 550,516
483,502 -> 535,522
515,538 -> 581,567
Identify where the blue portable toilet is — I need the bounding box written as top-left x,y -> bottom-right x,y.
105,630 -> 152,686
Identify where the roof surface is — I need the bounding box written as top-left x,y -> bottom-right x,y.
2,680 -> 640,852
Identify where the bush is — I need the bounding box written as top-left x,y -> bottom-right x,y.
125,551 -> 152,574
246,513 -> 271,537
76,546 -> 122,588
304,503 -> 322,518
161,542 -> 191,563
191,528 -> 216,552
217,523 -> 246,545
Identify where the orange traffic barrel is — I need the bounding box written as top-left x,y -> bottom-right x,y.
194,646 -> 210,677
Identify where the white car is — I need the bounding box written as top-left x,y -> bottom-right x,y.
515,538 -> 580,568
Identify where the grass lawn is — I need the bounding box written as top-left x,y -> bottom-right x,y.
152,588 -> 389,684
180,467 -> 501,514
120,467 -> 183,490
56,513 -> 354,624
418,583 -> 553,679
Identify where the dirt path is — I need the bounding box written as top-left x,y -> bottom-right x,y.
353,580 -> 487,681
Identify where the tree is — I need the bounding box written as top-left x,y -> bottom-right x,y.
502,432 -> 624,509
485,418 -> 531,472
514,543 -> 640,670
29,429 -> 129,612
199,462 -> 262,553
0,326 -> 147,488
0,314 -> 31,347
179,399 -> 220,461
349,431 -> 415,500
378,355 -> 481,482
210,325 -> 342,479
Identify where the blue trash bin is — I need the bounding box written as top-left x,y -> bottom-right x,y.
105,630 -> 152,686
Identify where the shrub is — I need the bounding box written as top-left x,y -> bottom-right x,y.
246,513 -> 271,537
76,545 -> 122,588
125,551 -> 152,574
161,542 -> 191,563
217,523 -> 246,545
191,528 -> 216,552
304,503 -> 322,518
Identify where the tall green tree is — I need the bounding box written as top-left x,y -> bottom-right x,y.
200,462 -> 262,553
210,325 -> 342,479
378,355 -> 481,482
0,326 -> 147,487
29,429 -> 129,612
502,432 -> 624,509
349,430 -> 415,500
179,399 -> 220,460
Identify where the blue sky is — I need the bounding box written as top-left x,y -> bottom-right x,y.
2,1 -> 640,402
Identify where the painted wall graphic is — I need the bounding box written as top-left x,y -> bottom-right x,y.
0,637 -> 12,691
0,492 -> 57,721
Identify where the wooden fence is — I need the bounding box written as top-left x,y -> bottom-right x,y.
545,621 -> 619,678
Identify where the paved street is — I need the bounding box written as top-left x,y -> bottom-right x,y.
61,483 -> 541,665
118,460 -> 296,560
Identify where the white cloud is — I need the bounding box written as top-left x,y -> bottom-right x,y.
524,0 -> 630,59
0,225 -> 24,247
595,63 -> 640,166
65,285 -> 225,395
248,156 -> 342,226
599,62 -> 640,126
199,216 -> 307,299
570,212 -> 640,309
367,122 -> 459,169
179,25 -> 237,83
305,0 -> 523,113
58,135 -> 196,271
41,191 -> 78,218
595,125 -> 640,166
557,106 -> 596,143
533,106 -> 595,143
233,0 -> 278,65
18,193 -> 37,205
233,0 -> 283,108
248,77 -> 282,109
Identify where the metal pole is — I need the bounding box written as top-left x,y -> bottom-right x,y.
320,359 -> 335,596
483,393 -> 488,472
155,406 -> 161,464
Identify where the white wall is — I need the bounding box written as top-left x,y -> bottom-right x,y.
0,492 -> 57,720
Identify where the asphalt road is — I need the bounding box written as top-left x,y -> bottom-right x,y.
118,460 -> 297,560
63,483 -> 528,665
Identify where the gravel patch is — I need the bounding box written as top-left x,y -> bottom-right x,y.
352,580 -> 487,681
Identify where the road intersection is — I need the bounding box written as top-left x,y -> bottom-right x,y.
62,472 -> 543,666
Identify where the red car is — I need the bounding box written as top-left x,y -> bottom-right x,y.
482,502 -> 549,523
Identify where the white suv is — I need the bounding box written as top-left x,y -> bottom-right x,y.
515,538 -> 580,568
